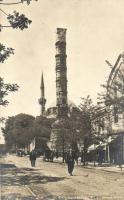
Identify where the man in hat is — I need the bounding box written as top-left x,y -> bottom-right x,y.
66,150 -> 75,176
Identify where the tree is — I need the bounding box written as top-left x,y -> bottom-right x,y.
0,44 -> 14,63
0,77 -> 19,123
0,77 -> 19,122
13,113 -> 35,148
51,117 -> 73,162
51,112 -> 82,162
65,109 -> 81,152
33,116 -> 52,152
2,113 -> 35,150
0,77 -> 19,107
0,0 -> 38,62
1,116 -> 16,149
77,95 -> 106,165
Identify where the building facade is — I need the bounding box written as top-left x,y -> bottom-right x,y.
106,53 -> 124,164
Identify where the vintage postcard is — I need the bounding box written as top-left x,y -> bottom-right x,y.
0,0 -> 124,199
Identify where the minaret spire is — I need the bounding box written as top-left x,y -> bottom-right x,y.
41,72 -> 44,95
38,72 -> 46,116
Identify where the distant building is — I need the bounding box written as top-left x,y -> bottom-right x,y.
46,100 -> 77,119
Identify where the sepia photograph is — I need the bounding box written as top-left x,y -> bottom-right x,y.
0,0 -> 124,199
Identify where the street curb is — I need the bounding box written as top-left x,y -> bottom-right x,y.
77,165 -> 124,174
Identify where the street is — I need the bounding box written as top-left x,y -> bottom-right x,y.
0,154 -> 124,200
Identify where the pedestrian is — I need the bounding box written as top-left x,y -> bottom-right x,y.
66,150 -> 75,176
118,158 -> 122,171
50,151 -> 54,162
55,150 -> 59,159
81,151 -> 84,165
118,152 -> 123,171
29,149 -> 37,167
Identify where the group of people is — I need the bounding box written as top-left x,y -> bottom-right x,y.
29,149 -> 75,176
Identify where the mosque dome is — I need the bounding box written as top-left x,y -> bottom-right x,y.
46,99 -> 77,118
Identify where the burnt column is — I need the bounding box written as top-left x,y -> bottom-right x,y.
55,28 -> 68,118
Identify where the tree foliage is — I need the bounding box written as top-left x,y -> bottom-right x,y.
13,113 -> 35,147
33,116 -> 52,138
2,114 -> 53,150
7,11 -> 32,30
77,96 -> 107,164
51,96 -> 106,164
33,116 -> 52,150
2,113 -> 35,149
0,43 -> 14,63
1,116 -> 16,148
0,77 -> 19,106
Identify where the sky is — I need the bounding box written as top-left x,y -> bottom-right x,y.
1,0 -> 124,125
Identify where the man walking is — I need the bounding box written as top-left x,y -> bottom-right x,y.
66,150 -> 75,176
29,149 -> 37,167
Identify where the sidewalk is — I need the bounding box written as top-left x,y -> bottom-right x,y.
52,157 -> 124,174
80,163 -> 124,173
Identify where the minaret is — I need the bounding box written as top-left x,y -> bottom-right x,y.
38,73 -> 46,116
55,28 -> 68,118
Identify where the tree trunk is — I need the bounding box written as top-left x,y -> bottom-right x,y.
94,150 -> 96,167
93,144 -> 96,167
